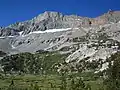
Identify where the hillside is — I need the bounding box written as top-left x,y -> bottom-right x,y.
0,10 -> 120,90
0,11 -> 120,72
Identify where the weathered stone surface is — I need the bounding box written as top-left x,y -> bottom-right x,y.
0,11 -> 120,72
1,11 -> 120,37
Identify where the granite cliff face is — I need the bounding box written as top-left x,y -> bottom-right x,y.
1,11 -> 120,72
1,11 -> 120,37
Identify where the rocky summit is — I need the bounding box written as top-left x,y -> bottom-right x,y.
1,10 -> 120,72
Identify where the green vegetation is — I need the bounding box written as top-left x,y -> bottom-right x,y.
0,51 -> 120,90
0,52 -> 67,75
0,73 -> 102,90
104,52 -> 120,90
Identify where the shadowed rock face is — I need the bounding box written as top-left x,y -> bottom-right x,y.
0,11 -> 120,72
0,11 -> 120,54
0,28 -> 19,36
0,51 -> 6,57
0,11 -> 120,53
1,11 -> 120,37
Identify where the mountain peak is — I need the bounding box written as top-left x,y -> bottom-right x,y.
1,11 -> 120,37
1,11 -> 120,74
32,11 -> 63,24
43,11 -> 61,15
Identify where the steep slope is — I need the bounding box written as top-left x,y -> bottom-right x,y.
0,11 -> 120,72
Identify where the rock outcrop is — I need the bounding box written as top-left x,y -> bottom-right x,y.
1,11 -> 120,72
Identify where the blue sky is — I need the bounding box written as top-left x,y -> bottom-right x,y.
0,0 -> 120,26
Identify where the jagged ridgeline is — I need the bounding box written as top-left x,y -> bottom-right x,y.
1,11 -> 120,90
1,11 -> 120,73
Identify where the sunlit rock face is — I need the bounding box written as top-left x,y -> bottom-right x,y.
1,11 -> 120,37
1,11 -> 120,72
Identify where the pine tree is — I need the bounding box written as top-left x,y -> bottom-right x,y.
105,52 -> 120,90
60,72 -> 67,90
70,78 -> 76,90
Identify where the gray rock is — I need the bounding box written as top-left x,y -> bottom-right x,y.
1,11 -> 120,72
